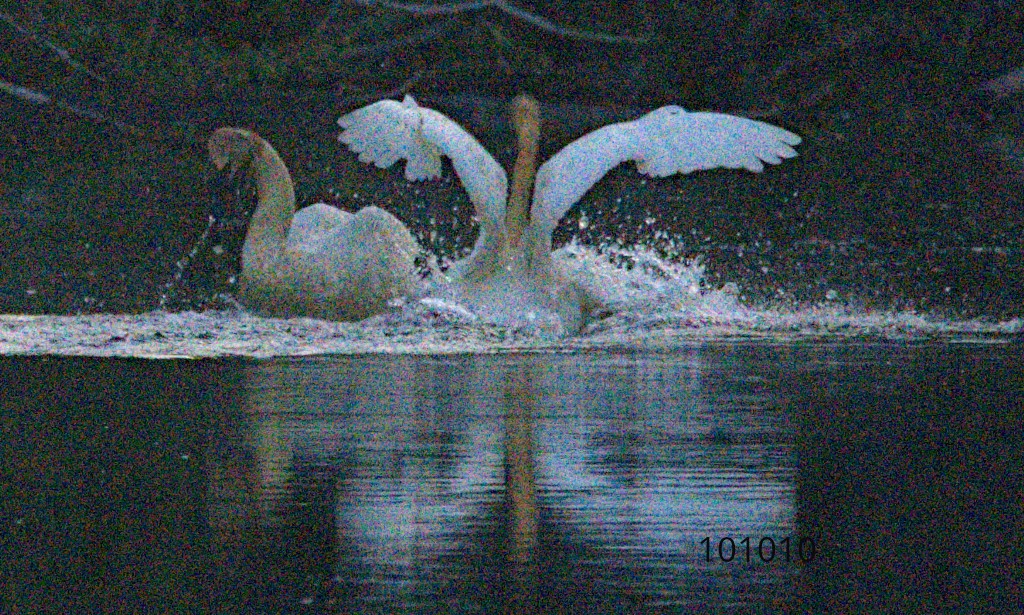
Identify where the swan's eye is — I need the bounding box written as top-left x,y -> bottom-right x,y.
667,107 -> 680,115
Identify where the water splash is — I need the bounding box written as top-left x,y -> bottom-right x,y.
0,243 -> 1019,358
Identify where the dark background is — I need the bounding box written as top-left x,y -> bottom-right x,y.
1,0 -> 1022,318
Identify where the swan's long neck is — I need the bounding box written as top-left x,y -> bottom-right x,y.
214,129 -> 295,277
504,95 -> 540,256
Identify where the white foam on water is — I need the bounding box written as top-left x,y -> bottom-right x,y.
0,243 -> 1019,358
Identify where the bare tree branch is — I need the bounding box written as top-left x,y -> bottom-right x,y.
982,65 -> 1024,99
352,0 -> 647,44
0,11 -> 106,81
0,79 -> 147,138
0,80 -> 51,105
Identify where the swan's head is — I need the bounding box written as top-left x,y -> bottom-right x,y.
208,127 -> 261,176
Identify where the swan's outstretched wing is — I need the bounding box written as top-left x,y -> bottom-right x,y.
531,106 -> 801,234
338,95 -> 508,235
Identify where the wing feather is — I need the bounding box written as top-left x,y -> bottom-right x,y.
532,106 -> 801,234
338,95 -> 508,235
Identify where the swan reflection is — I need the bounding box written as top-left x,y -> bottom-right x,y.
206,350 -> 796,609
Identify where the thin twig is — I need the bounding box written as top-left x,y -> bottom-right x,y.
982,65 -> 1024,99
353,0 -> 647,44
0,79 -> 147,138
0,79 -> 51,105
0,11 -> 106,81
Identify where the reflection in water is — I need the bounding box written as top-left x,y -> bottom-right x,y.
6,344 -> 1019,612
205,349 -> 796,612
503,364 -> 539,613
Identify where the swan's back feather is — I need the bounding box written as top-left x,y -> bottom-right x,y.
338,95 -> 508,235
531,106 -> 801,234
287,203 -> 353,254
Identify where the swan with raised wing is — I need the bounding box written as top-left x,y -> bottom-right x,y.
338,94 -> 801,334
207,127 -> 421,321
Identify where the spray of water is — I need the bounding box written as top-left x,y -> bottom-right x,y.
1,234 -> 1020,357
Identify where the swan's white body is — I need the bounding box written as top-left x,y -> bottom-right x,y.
208,128 -> 421,321
338,95 -> 801,334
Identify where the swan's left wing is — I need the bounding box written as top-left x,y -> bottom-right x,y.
337,96 -> 443,179
338,95 -> 508,237
531,106 -> 801,234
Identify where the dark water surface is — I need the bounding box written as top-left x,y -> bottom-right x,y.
3,342 -> 1021,613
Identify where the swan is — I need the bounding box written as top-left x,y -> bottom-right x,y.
337,94 -> 801,334
207,127 -> 422,321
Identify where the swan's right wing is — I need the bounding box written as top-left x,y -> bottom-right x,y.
338,95 -> 508,235
531,106 -> 801,235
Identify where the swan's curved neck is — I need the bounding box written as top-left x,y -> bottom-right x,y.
240,133 -> 295,276
505,95 -> 540,254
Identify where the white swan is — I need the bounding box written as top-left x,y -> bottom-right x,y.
207,127 -> 422,321
338,94 -> 801,334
